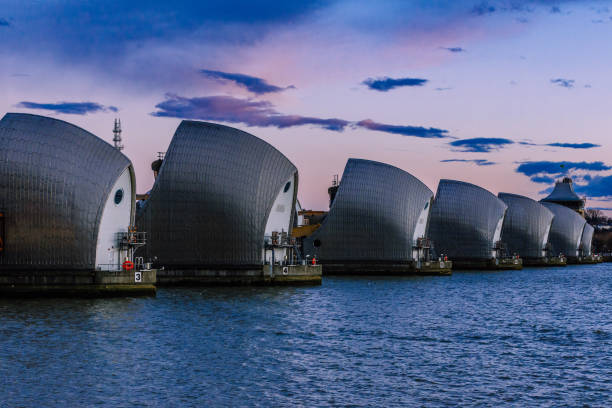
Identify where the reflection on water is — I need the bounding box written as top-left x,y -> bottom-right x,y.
1,264 -> 612,407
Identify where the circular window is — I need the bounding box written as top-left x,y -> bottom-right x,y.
114,189 -> 124,205
313,239 -> 321,248
283,181 -> 291,193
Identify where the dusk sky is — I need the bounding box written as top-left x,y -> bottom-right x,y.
2,0 -> 612,212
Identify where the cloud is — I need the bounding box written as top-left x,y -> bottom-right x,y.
519,141 -> 600,149
356,119 -> 450,138
547,142 -> 600,149
152,94 -> 349,131
5,2 -> 324,52
442,47 -> 466,53
200,69 -> 294,95
515,161 -> 612,183
362,76 -> 428,92
440,159 -> 496,166
469,1 -> 583,16
0,18 -> 9,27
530,176 -> 555,184
593,6 -> 610,14
449,137 -> 514,152
574,175 -> 612,199
472,2 -> 496,15
519,161 -> 612,200
152,94 -> 455,138
550,78 -> 575,88
17,101 -> 118,115
435,87 -> 452,91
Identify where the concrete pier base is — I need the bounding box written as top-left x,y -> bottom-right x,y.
522,257 -> 567,267
415,260 -> 453,275
451,258 -> 523,271
0,269 -> 157,297
320,261 -> 452,276
567,255 -> 599,265
156,264 -> 322,286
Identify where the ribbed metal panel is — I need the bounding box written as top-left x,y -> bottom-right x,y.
540,202 -> 586,257
303,159 -> 433,262
0,113 -> 132,270
580,223 -> 594,256
428,180 -> 507,260
498,193 -> 554,259
137,121 -> 297,268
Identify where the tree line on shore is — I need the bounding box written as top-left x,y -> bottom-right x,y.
586,209 -> 612,253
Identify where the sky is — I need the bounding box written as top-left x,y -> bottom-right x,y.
1,0 -> 612,213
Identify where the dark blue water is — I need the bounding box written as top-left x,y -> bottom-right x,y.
2,264 -> 612,407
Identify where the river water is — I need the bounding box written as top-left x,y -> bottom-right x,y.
1,264 -> 611,407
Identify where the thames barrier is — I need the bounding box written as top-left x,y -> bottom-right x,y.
0,113 -> 605,296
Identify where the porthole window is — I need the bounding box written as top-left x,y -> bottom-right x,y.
283,181 -> 291,193
114,189 -> 124,205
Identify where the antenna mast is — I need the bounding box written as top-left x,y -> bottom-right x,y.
113,118 -> 124,151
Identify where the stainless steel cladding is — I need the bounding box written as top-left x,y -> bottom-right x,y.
137,121 -> 298,268
580,223 -> 594,256
303,159 -> 433,262
0,113 -> 132,270
498,193 -> 554,259
428,180 -> 507,260
541,202 -> 586,257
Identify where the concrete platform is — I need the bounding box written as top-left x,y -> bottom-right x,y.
522,257 -> 567,267
319,261 -> 452,276
567,255 -> 599,265
451,258 -> 523,271
156,264 -> 322,286
416,260 -> 453,275
0,269 -> 157,297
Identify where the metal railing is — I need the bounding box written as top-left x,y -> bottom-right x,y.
96,262 -> 152,272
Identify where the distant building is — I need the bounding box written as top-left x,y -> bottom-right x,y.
0,113 -> 135,271
291,203 -> 327,240
428,180 -> 514,269
541,177 -> 585,214
303,159 -> 434,270
498,193 -> 554,262
541,202 -> 586,260
136,121 -> 298,275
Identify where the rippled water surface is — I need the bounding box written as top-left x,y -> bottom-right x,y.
2,264 -> 612,407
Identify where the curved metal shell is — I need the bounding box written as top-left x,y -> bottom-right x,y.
0,113 -> 132,270
428,180 -> 507,260
303,159 -> 433,262
540,202 -> 586,257
498,193 -> 554,259
580,223 -> 594,256
137,121 -> 298,268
